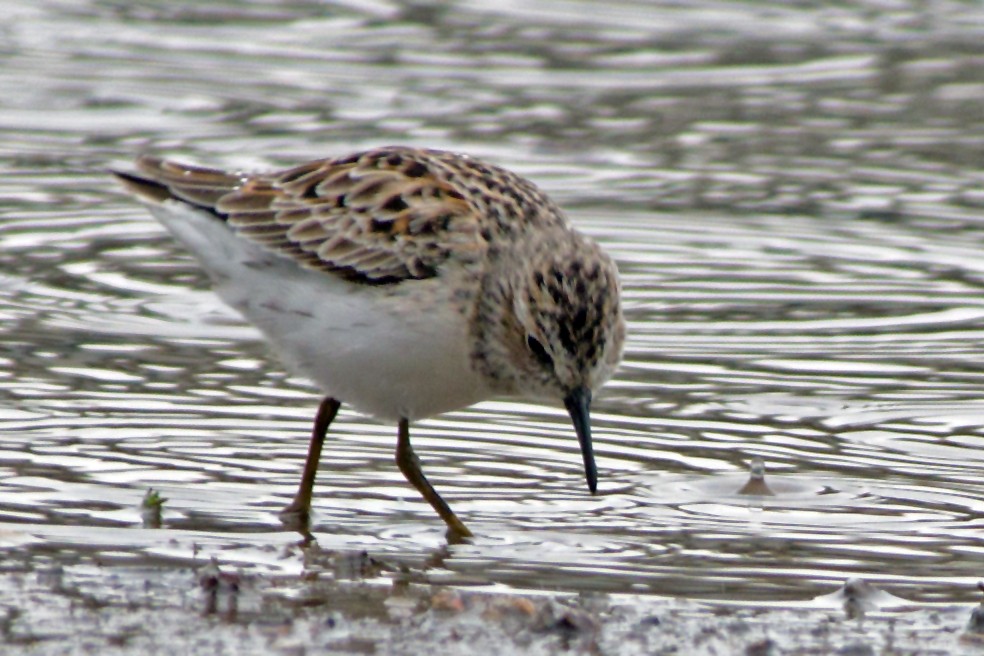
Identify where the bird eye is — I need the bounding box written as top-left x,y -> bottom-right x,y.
526,335 -> 554,368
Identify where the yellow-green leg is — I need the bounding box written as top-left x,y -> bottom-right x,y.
281,396 -> 341,524
396,419 -> 473,542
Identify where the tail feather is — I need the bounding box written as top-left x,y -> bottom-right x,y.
111,158 -> 235,213
111,169 -> 174,204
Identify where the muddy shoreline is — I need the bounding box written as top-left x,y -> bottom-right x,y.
3,541 -> 982,655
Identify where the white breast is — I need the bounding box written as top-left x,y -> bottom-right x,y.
148,200 -> 493,421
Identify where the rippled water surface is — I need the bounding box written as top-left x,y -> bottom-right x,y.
3,0 -> 984,606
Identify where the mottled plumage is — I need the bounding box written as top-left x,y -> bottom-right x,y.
125,148 -> 563,284
114,146 -> 624,540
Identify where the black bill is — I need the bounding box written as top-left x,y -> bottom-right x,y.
564,386 -> 596,494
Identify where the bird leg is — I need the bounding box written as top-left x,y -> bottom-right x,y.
280,396 -> 341,525
396,419 -> 473,542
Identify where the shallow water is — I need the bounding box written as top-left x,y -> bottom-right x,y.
3,0 -> 984,611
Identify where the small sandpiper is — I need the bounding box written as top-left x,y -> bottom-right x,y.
114,147 -> 625,540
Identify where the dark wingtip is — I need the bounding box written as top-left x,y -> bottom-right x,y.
111,168 -> 173,203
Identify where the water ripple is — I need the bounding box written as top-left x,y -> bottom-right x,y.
2,0 -> 984,604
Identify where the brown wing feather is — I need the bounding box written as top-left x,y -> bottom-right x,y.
131,148 -> 486,284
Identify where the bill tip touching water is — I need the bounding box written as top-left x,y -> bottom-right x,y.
112,147 -> 625,540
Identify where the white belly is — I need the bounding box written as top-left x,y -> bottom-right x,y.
149,201 -> 492,421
